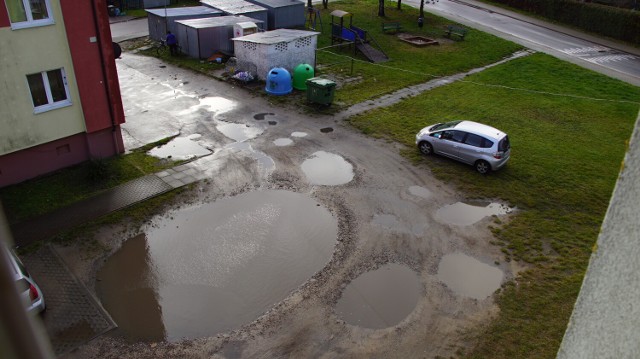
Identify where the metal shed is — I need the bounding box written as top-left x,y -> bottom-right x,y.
200,0 -> 268,25
125,0 -> 169,9
245,0 -> 305,30
175,16 -> 265,59
232,29 -> 319,80
146,6 -> 223,41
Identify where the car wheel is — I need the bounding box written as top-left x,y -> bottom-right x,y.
418,141 -> 433,155
475,160 -> 491,174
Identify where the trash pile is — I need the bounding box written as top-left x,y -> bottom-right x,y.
232,71 -> 254,83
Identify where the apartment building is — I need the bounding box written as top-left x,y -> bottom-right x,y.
0,0 -> 125,187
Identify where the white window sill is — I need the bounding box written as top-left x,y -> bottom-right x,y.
11,18 -> 55,30
33,100 -> 72,115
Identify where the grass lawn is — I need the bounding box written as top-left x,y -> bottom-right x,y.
302,0 -> 524,105
348,52 -> 640,358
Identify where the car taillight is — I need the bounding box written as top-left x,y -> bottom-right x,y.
29,284 -> 39,301
494,151 -> 503,159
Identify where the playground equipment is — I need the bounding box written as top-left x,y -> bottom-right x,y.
306,6 -> 323,31
330,10 -> 389,63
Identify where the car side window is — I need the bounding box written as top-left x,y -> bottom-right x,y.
482,138 -> 494,148
430,132 -> 443,139
450,130 -> 466,143
464,133 -> 484,147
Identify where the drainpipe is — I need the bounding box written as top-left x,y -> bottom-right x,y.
90,0 -> 122,156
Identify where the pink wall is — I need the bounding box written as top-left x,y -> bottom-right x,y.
60,0 -> 125,135
0,134 -> 88,188
0,127 -> 123,188
0,1 -> 9,28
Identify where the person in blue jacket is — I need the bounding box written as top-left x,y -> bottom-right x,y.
166,31 -> 178,56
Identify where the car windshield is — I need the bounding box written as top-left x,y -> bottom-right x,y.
431,120 -> 462,131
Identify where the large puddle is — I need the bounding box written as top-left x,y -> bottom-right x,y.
215,120 -> 263,142
335,263 -> 421,329
273,138 -> 293,146
436,201 -> 511,226
437,253 -> 503,300
301,151 -> 354,186
148,135 -> 212,160
97,190 -> 337,342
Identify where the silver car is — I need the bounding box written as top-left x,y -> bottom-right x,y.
8,250 -> 46,314
415,120 -> 511,174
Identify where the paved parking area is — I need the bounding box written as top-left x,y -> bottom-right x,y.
21,246 -> 116,356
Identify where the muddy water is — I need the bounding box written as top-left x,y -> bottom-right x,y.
301,151 -> 354,186
335,263 -> 421,329
408,186 -> 432,199
215,120 -> 263,142
198,96 -> 236,114
97,190 -> 337,342
273,138 -> 293,146
148,136 -> 211,160
226,142 -> 275,174
436,201 -> 511,226
437,253 -> 503,300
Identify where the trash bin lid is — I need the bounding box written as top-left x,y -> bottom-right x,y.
306,77 -> 335,87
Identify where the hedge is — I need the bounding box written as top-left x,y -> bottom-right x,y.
487,0 -> 640,44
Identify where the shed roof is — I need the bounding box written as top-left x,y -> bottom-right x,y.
233,28 -> 319,44
176,15 -> 263,29
145,6 -> 222,17
201,0 -> 266,14
248,0 -> 305,8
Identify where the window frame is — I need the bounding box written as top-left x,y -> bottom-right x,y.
26,68 -> 72,114
5,0 -> 54,30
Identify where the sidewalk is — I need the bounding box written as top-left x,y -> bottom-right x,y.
11,163 -> 208,247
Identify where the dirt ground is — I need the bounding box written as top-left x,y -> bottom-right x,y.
57,46 -> 520,359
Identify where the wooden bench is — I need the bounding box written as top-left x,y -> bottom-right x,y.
445,25 -> 468,40
382,22 -> 402,33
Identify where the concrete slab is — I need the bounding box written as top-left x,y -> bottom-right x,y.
22,245 -> 116,356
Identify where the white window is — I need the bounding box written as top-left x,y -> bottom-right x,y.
5,0 -> 54,29
26,68 -> 72,114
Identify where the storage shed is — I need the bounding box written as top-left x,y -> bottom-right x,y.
232,29 -> 319,80
200,0 -> 268,25
126,0 -> 169,9
146,6 -> 223,41
246,0 -> 305,30
175,16 -> 264,59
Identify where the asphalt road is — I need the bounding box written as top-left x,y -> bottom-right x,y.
403,0 -> 640,86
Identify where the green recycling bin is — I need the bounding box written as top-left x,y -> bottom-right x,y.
306,77 -> 336,106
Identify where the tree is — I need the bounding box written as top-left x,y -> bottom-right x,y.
397,0 -> 402,10
378,0 -> 385,16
